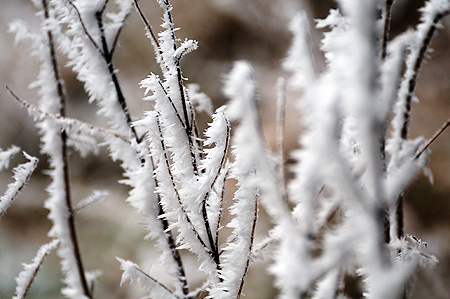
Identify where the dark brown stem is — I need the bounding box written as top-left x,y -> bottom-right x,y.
414,119 -> 450,160
133,0 -> 160,49
149,156 -> 190,296
236,193 -> 259,299
134,267 -> 178,297
161,0 -> 199,175
155,115 -> 213,257
109,1 -> 133,57
396,9 -> 450,244
157,79 -> 186,128
65,0 -> 103,56
396,193 -> 404,239
95,11 -> 141,144
42,1 -> 91,297
200,114 -> 230,268
381,0 -> 394,60
380,2 -> 395,243
400,11 -> 450,140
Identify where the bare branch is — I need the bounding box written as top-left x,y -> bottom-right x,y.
133,0 -> 160,49
415,118 -> 450,160
109,1 -> 133,57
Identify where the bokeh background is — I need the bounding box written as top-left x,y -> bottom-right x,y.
1,0 -> 450,298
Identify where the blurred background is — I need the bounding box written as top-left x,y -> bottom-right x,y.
1,0 -> 450,298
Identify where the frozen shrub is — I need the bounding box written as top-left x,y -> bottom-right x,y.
2,0 -> 450,298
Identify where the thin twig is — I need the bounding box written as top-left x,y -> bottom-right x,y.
157,79 -> 186,128
155,114 -> 213,257
109,2 -> 133,57
99,0 -> 110,15
187,96 -> 204,162
42,1 -> 91,296
7,87 -> 131,145
160,0 -> 199,175
400,10 -> 450,140
0,152 -> 38,218
200,116 -> 230,267
236,192 -> 259,299
65,0 -> 103,56
133,0 -> 160,49
16,240 -> 61,299
149,156 -> 190,296
95,10 -> 141,144
134,267 -> 179,297
381,0 -> 395,60
414,119 -> 450,160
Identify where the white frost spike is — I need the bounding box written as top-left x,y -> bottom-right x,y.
0,152 -> 38,217
117,258 -> 175,299
0,145 -> 21,171
13,239 -> 60,299
74,190 -> 109,213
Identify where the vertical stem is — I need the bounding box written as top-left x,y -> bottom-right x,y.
396,10 -> 450,241
162,0 -> 199,174
236,193 -> 258,299
396,194 -> 404,239
381,0 -> 394,60
95,11 -> 140,144
381,0 -> 395,243
158,196 -> 190,296
42,0 -> 91,297
150,155 -> 190,296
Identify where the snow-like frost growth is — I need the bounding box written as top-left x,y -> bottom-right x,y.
0,145 -> 21,171
13,239 -> 60,299
0,152 -> 38,218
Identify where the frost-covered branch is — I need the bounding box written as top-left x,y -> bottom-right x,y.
0,152 -> 38,218
13,239 -> 60,299
5,0 -> 448,297
117,258 -> 178,298
7,86 -> 131,146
